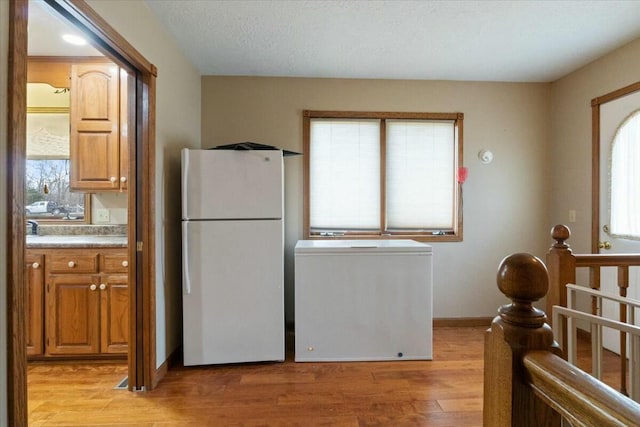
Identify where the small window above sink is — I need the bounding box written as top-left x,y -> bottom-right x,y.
26,82 -> 90,224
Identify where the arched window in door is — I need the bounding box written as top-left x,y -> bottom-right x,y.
610,109 -> 640,239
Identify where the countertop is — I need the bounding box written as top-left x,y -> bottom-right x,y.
26,235 -> 128,248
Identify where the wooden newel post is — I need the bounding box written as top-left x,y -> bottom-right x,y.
483,253 -> 562,427
546,224 -> 575,326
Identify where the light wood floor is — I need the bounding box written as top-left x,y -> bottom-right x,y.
28,327 -> 485,426
27,326 -> 627,426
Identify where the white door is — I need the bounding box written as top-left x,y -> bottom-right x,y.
598,91 -> 640,354
182,219 -> 284,365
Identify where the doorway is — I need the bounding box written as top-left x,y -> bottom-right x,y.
7,0 -> 157,424
592,82 -> 640,356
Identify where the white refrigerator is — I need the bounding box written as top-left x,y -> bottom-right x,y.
181,148 -> 284,366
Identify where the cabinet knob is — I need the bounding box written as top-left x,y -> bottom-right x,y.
90,284 -> 97,291
68,261 -> 76,268
110,176 -> 117,185
99,283 -> 107,290
120,176 -> 127,183
32,262 -> 40,269
122,260 -> 128,267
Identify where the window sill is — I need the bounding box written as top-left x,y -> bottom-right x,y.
306,233 -> 462,243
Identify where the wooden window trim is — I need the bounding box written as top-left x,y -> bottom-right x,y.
303,110 -> 464,243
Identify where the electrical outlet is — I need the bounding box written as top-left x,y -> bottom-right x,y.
96,209 -> 110,223
569,210 -> 577,223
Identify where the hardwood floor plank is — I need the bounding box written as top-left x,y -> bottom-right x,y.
239,372 -> 316,385
30,325 -> 626,426
437,397 -> 483,412
28,327 -> 488,426
27,325 -> 624,426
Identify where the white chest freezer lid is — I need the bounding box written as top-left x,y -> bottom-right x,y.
294,239 -> 432,254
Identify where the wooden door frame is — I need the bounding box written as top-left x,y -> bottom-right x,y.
591,81 -> 640,253
7,0 -> 157,425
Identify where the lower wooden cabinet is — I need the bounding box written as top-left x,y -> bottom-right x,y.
100,274 -> 129,354
26,247 -> 129,358
25,253 -> 44,356
47,273 -> 101,355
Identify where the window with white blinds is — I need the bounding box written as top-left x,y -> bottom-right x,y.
386,120 -> 455,230
310,120 -> 380,230
303,111 -> 463,242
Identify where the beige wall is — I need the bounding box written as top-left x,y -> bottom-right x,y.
550,37 -> 640,253
201,77 -> 553,320
86,0 -> 201,368
0,0 -> 8,421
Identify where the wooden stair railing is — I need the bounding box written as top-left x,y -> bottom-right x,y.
546,224 -> 640,395
524,351 -> 640,426
483,253 -> 640,426
552,294 -> 640,402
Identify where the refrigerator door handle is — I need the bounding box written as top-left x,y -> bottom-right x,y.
182,221 -> 191,295
181,150 -> 189,219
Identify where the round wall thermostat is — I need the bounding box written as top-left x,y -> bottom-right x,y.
478,149 -> 493,164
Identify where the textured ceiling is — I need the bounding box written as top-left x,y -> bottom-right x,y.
144,0 -> 640,82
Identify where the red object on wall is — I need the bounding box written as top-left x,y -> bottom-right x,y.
457,167 -> 468,184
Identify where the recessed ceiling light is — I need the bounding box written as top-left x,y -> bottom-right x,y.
62,34 -> 87,46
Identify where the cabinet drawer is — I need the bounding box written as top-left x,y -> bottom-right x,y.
102,253 -> 129,273
48,253 -> 99,274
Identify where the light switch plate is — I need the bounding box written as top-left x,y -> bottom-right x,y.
96,208 -> 110,223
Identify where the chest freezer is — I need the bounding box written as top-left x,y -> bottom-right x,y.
294,239 -> 433,362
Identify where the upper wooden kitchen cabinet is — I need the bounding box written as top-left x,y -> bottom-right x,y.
70,62 -> 128,192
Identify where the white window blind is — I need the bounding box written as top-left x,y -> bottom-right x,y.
610,110 -> 640,238
386,120 -> 455,230
309,119 -> 380,230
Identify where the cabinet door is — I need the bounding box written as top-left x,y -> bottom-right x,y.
100,275 -> 129,354
25,253 -> 44,356
70,62 -> 120,191
47,274 -> 101,355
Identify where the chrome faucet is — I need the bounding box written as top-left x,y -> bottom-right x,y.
27,220 -> 38,235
